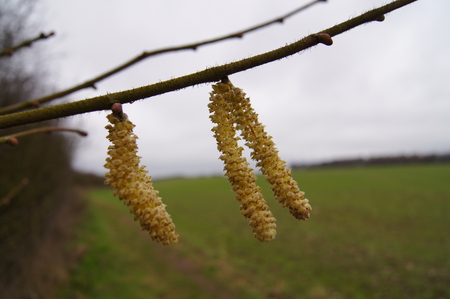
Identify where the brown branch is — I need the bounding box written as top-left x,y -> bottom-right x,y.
0,0 -> 325,116
0,0 -> 418,130
0,32 -> 55,57
0,126 -> 88,145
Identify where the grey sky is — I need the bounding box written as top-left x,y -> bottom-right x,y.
36,0 -> 450,178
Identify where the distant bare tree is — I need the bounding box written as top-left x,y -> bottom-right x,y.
0,1 -> 82,298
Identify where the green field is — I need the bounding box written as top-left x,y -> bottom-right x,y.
60,164 -> 450,299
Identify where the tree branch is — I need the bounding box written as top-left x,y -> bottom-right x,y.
0,0 -> 325,116
0,178 -> 29,207
0,126 -> 88,145
0,32 -> 55,57
0,0 -> 417,130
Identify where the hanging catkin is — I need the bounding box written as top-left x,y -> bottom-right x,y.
104,104 -> 178,245
209,83 -> 277,242
219,78 -> 312,221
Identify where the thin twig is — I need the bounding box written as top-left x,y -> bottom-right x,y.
0,178 -> 29,207
0,0 -> 418,130
0,32 -> 55,57
0,126 -> 88,145
0,0 -> 324,116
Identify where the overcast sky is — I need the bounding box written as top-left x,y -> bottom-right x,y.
35,0 -> 450,179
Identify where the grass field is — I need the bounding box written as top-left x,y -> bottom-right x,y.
60,164 -> 450,299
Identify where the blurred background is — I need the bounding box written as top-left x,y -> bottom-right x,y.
33,0 -> 450,179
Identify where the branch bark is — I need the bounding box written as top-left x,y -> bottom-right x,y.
0,0 -> 417,130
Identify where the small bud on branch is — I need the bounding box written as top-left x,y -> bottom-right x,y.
317,33 -> 333,46
6,137 -> 19,146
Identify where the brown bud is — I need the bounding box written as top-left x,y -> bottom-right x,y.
375,15 -> 385,22
111,103 -> 127,121
317,33 -> 333,46
6,137 -> 19,146
30,101 -> 40,108
111,103 -> 123,114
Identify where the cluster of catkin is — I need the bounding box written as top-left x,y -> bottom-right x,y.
104,104 -> 178,245
208,78 -> 312,242
104,79 -> 311,245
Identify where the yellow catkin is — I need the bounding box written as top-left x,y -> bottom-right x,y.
209,83 -> 276,242
104,112 -> 178,245
221,80 -> 312,220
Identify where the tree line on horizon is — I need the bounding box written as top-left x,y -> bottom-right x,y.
291,153 -> 450,169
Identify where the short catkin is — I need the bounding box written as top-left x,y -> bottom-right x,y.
104,110 -> 178,245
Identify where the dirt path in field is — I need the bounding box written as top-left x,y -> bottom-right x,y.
153,243 -> 237,299
132,224 -> 237,299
